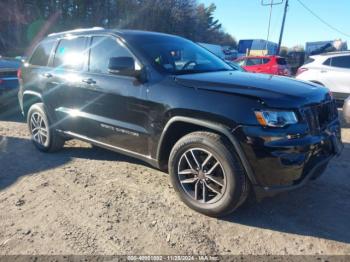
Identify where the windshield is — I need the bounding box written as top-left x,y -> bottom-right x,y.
227,61 -> 246,72
129,35 -> 232,75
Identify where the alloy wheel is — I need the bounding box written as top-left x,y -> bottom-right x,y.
177,148 -> 227,204
30,112 -> 49,147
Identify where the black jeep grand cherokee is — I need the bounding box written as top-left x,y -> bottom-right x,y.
18,28 -> 342,217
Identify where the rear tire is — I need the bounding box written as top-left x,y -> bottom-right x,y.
168,131 -> 249,217
27,103 -> 65,152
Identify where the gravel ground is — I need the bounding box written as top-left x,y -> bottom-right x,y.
0,106 -> 349,255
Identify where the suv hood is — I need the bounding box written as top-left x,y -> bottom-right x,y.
174,71 -> 330,108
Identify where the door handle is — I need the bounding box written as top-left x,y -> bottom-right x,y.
82,78 -> 96,85
320,70 -> 328,73
42,73 -> 52,78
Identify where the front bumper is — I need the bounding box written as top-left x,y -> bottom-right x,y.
236,119 -> 343,198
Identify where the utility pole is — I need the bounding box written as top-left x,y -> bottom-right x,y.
265,2 -> 273,52
261,0 -> 284,55
277,0 -> 289,55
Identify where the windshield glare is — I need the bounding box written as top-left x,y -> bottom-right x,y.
131,36 -> 233,75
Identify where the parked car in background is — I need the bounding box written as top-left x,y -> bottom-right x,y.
198,42 -> 225,59
223,48 -> 238,61
19,28 -> 342,217
235,55 -> 291,76
198,43 -> 238,61
343,96 -> 350,124
296,52 -> 350,102
0,57 -> 20,107
225,60 -> 246,72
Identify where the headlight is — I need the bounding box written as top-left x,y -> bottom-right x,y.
255,110 -> 298,127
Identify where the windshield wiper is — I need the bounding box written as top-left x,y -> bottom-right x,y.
174,68 -> 234,75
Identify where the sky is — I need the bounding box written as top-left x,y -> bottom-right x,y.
200,0 -> 350,48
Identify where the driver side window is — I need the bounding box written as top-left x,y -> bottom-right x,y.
89,36 -> 133,74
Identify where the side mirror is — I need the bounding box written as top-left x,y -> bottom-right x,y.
108,57 -> 137,77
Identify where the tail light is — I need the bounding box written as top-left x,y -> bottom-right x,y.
17,68 -> 22,79
296,67 -> 308,76
0,79 -> 3,85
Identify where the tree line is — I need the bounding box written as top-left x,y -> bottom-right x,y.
0,0 -> 236,56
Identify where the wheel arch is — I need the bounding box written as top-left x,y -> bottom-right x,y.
22,91 -> 43,117
156,116 -> 257,185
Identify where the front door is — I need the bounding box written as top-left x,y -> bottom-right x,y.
68,35 -> 150,156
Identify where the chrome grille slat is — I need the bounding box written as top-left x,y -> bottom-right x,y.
301,101 -> 337,135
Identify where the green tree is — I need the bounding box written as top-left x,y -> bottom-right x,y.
0,0 -> 237,56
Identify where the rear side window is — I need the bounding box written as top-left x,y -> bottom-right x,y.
262,58 -> 270,64
331,56 -> 350,69
323,58 -> 331,66
53,37 -> 87,70
29,40 -> 56,66
89,36 -> 133,74
246,58 -> 262,66
276,58 -> 287,65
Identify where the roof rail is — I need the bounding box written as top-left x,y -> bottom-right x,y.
48,27 -> 105,37
320,50 -> 350,56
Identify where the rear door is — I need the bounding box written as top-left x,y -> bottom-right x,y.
48,36 -> 89,131
22,39 -> 57,115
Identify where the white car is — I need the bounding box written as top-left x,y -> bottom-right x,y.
296,52 -> 350,102
343,96 -> 350,124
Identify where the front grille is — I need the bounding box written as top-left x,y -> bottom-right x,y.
301,100 -> 338,135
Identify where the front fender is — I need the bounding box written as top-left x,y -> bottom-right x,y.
156,116 -> 257,185
21,90 -> 43,117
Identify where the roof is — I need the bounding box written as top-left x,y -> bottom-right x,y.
47,27 -> 180,40
319,51 -> 350,56
235,55 -> 281,59
47,27 -> 105,37
311,51 -> 350,58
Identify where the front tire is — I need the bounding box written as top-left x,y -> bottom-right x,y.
27,103 -> 65,152
168,131 -> 249,217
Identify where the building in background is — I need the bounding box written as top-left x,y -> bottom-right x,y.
237,39 -> 278,57
305,40 -> 348,56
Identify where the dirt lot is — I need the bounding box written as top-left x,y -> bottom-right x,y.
0,107 -> 349,255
